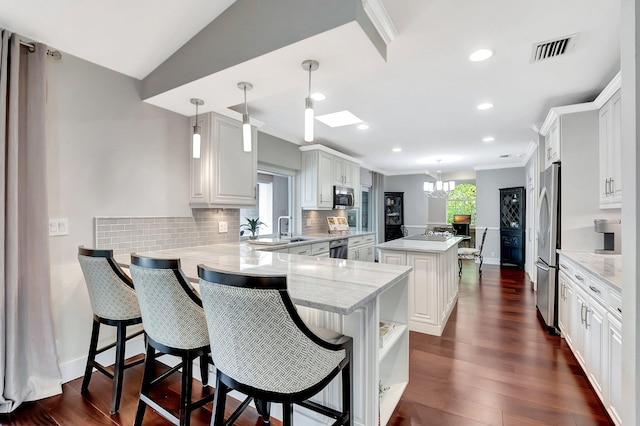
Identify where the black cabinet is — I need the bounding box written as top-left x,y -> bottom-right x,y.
499,187 -> 525,269
384,192 -> 404,242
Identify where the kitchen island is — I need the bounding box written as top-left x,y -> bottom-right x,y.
377,236 -> 462,336
117,243 -> 411,426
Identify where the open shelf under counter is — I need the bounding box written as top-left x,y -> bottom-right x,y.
379,381 -> 409,426
379,322 -> 408,362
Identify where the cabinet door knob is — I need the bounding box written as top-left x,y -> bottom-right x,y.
617,307 -> 622,314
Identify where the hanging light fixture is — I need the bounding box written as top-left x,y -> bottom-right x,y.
301,59 -> 319,142
237,82 -> 253,152
424,160 -> 456,198
190,98 -> 204,159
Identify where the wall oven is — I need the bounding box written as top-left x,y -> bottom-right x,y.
333,186 -> 354,209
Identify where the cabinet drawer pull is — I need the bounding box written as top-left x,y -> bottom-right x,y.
617,307 -> 622,314
574,274 -> 584,282
585,307 -> 591,329
588,285 -> 601,294
297,251 -> 307,255
560,264 -> 568,270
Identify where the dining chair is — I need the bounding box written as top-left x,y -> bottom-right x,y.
458,227 -> 488,276
197,265 -> 353,426
77,246 -> 145,414
129,254 -> 214,426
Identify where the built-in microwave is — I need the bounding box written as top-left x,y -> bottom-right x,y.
333,186 -> 354,209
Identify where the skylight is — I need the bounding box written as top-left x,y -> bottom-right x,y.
315,110 -> 363,128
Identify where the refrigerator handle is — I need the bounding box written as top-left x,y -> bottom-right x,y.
536,260 -> 549,271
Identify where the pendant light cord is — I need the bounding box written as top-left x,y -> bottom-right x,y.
244,85 -> 248,115
308,67 -> 312,98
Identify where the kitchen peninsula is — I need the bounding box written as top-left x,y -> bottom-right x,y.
117,243 -> 411,426
377,236 -> 462,336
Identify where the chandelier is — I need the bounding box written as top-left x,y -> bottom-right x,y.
424,161 -> 455,198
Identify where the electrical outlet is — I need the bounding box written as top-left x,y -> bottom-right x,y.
491,251 -> 495,257
219,221 -> 228,233
307,219 -> 312,227
49,218 -> 69,236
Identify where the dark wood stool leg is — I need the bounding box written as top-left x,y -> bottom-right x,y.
180,355 -> 194,426
110,323 -> 127,414
212,374 -> 228,426
134,342 -> 155,426
255,399 -> 271,424
343,350 -> 353,425
199,354 -> 209,386
282,402 -> 293,426
81,319 -> 100,393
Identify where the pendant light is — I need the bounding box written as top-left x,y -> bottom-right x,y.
424,160 -> 456,198
301,60 -> 319,142
237,82 -> 253,152
190,98 -> 204,159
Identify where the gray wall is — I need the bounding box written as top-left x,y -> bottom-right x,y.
476,167 -> 526,263
384,174 -> 427,226
257,132 -> 301,171
46,52 -> 213,377
560,110 -> 621,250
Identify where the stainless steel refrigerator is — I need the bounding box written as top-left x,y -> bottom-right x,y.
536,162 -> 560,333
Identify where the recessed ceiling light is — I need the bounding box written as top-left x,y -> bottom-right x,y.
469,49 -> 493,62
311,92 -> 326,101
392,147 -> 402,152
357,124 -> 369,130
483,136 -> 495,143
315,110 -> 363,128
477,102 -> 494,110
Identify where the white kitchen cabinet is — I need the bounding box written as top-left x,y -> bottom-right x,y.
300,146 -> 360,210
558,253 -> 622,425
544,117 -> 561,169
598,89 -> 622,208
572,284 -> 588,369
558,271 -> 573,347
189,112 -> 257,208
379,245 -> 458,336
585,296 -> 607,400
300,150 -> 334,209
348,234 -> 375,262
606,315 -> 622,426
288,244 -> 311,256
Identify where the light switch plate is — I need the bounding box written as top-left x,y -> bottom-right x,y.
219,221 -> 228,233
49,218 -> 69,236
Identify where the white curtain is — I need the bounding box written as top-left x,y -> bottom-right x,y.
0,30 -> 61,413
371,171 -> 384,257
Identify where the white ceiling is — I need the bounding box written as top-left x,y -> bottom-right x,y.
0,0 -> 621,175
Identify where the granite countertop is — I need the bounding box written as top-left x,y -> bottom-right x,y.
558,250 -> 622,290
249,231 -> 376,250
375,236 -> 463,253
116,242 -> 411,315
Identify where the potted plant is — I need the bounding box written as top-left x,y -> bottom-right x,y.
240,217 -> 265,240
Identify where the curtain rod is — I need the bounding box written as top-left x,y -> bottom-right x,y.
19,40 -> 62,60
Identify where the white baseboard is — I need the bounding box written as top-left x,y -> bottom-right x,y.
59,336 -> 146,383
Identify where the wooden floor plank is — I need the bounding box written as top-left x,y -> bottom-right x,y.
0,263 -> 613,425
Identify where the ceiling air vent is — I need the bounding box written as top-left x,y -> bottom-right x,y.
530,34 -> 577,63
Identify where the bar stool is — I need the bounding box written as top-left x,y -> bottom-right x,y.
129,254 -> 214,426
77,246 -> 145,414
197,265 -> 353,426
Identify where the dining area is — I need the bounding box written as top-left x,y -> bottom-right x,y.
75,243 -> 412,426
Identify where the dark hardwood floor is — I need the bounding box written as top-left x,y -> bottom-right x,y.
1,263 -> 612,425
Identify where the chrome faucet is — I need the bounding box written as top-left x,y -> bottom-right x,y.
278,216 -> 292,239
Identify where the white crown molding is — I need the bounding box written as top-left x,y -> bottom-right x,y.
594,70 -> 621,109
299,143 -> 364,164
362,0 -> 398,45
537,71 -> 621,136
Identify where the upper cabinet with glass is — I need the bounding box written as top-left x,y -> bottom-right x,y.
189,112 -> 258,208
